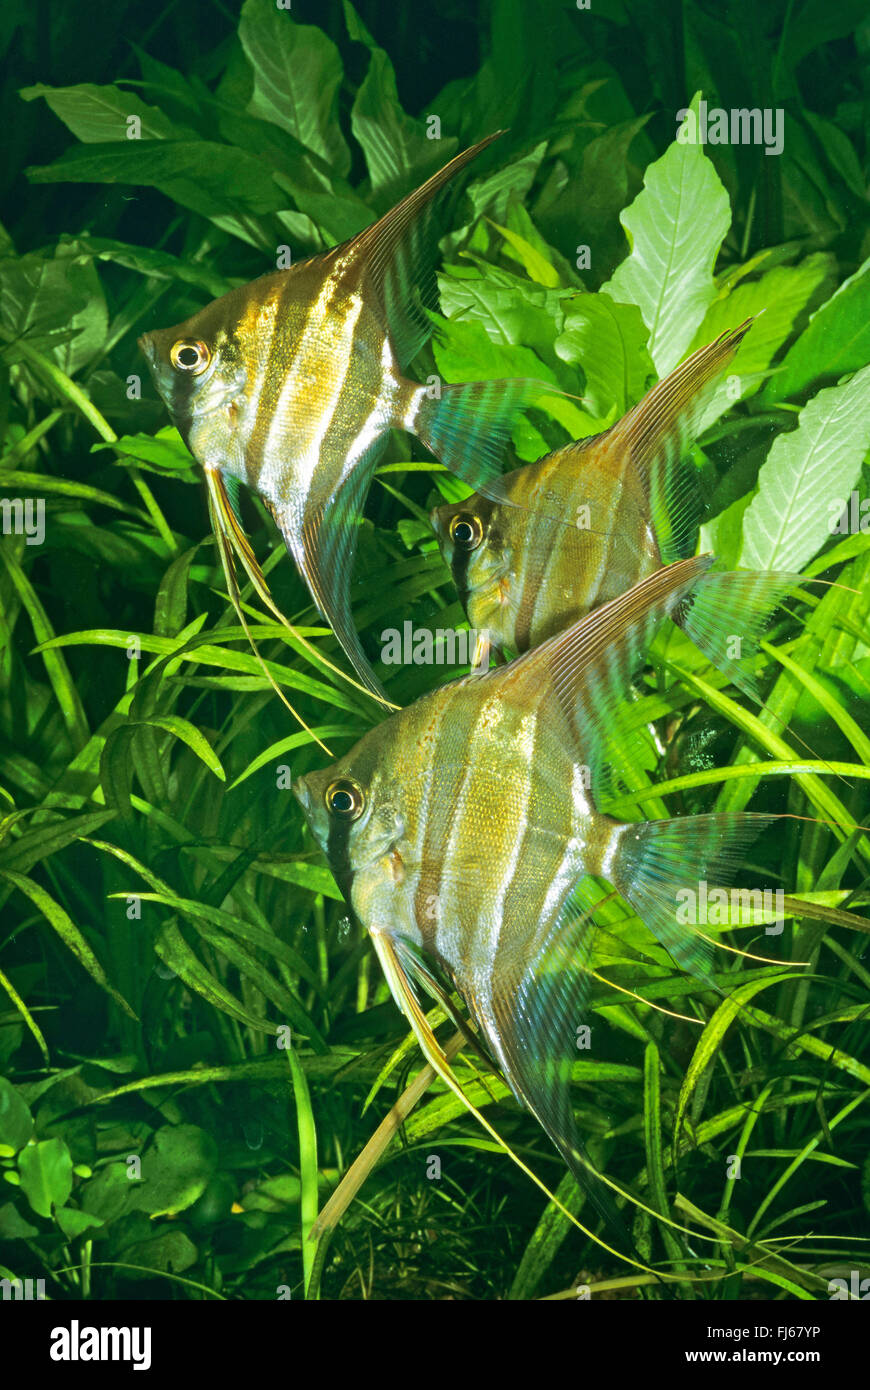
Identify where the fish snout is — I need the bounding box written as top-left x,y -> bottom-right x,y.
429,505 -> 453,558
292,776 -> 311,813
137,333 -> 157,369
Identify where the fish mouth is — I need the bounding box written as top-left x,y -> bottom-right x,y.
292,777 -> 311,813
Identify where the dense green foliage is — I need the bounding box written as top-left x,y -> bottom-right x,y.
0,0 -> 868,1300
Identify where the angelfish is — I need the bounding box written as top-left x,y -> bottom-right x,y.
293,555 -> 783,1217
431,321 -> 799,701
139,133 -> 543,704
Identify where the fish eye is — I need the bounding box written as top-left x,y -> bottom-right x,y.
325,778 -> 365,821
170,339 -> 211,374
449,512 -> 483,550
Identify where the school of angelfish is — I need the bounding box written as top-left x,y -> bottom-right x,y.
140,133 -> 831,1240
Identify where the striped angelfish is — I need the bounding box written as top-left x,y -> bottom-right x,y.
431,321 -> 804,702
293,555 -> 787,1225
139,132 -> 545,710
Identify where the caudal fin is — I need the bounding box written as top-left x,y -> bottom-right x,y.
609,812 -> 780,982
673,567 -> 803,703
411,378 -> 549,495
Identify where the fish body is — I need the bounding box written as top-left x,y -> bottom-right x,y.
436,432 -> 660,654
431,321 -> 798,701
294,555 -> 777,1209
140,134 -> 544,700
141,253 -> 412,516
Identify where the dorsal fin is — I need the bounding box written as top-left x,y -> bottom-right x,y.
515,555 -> 714,805
608,321 -> 753,562
348,131 -> 505,368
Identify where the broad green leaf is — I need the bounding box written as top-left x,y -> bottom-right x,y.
80,1162 -> 136,1222
20,82 -> 183,142
501,202 -> 580,288
740,363 -> 870,571
765,254 -> 870,403
803,111 -> 865,198
438,262 -> 570,365
26,144 -> 281,213
55,1206 -> 103,1239
27,142 -> 286,247
552,115 -> 652,273
0,1203 -> 39,1239
92,427 -> 196,476
602,93 -> 731,374
130,1124 -> 218,1217
555,291 -> 654,418
343,0 -> 446,198
489,220 -> 561,288
456,143 -> 547,237
0,1078 -> 33,1152
700,492 -> 752,569
779,0 -> 870,69
77,235 -> 230,297
134,46 -> 208,130
689,252 -> 834,424
432,315 -> 591,443
118,1229 -> 198,1276
18,1137 -> 73,1218
239,0 -> 350,176
0,247 -> 104,373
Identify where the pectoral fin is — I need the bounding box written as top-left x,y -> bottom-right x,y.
205,468 -> 333,755
207,468 -> 286,622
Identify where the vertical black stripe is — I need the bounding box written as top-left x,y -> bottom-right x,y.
326,816 -> 355,904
